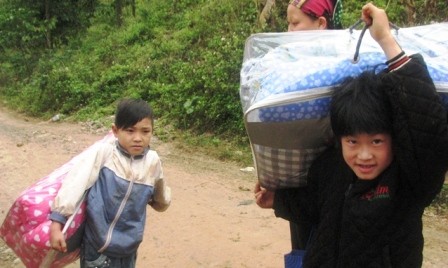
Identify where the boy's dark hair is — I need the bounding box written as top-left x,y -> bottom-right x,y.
115,99 -> 154,129
330,71 -> 392,138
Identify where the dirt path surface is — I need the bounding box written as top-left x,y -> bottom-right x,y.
0,106 -> 447,268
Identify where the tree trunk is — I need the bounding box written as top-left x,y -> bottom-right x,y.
131,0 -> 136,17
45,0 -> 52,49
425,0 -> 437,20
401,0 -> 416,25
258,0 -> 275,28
115,0 -> 123,26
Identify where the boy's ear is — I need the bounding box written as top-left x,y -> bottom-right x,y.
317,16 -> 328,29
112,124 -> 118,136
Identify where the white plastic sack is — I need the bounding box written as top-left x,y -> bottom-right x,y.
240,23 -> 448,190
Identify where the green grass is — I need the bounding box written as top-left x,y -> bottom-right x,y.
430,183 -> 448,216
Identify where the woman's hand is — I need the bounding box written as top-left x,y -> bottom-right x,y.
254,182 -> 275,209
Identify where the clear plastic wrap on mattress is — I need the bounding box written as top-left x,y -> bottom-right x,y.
240,23 -> 448,190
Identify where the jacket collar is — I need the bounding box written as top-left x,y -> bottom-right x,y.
115,141 -> 149,159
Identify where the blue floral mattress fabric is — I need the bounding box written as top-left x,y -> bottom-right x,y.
240,23 -> 448,190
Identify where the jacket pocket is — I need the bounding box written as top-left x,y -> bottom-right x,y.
382,245 -> 393,268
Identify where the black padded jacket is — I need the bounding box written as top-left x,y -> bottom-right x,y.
274,54 -> 448,268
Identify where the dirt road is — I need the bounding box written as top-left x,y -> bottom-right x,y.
0,106 -> 447,267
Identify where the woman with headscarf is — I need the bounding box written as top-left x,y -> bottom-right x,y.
277,0 -> 344,255
287,0 -> 343,31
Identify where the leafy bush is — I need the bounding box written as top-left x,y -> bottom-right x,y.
0,0 -> 447,141
431,184 -> 448,215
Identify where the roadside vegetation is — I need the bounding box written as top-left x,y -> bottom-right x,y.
0,0 -> 447,212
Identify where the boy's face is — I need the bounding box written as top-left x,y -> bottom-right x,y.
112,118 -> 152,156
341,133 -> 393,180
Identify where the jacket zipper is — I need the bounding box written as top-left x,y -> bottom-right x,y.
335,182 -> 353,268
98,157 -> 136,253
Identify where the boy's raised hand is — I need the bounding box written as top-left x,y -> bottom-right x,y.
361,2 -> 402,60
50,221 -> 67,253
254,182 -> 275,209
361,3 -> 389,40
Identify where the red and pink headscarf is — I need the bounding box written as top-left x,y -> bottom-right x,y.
289,0 -> 343,29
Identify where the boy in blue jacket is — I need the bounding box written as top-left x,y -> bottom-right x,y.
255,3 -> 448,267
50,99 -> 171,268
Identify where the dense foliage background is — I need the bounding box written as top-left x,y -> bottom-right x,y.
0,0 -> 447,145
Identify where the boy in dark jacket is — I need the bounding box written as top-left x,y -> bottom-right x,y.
254,3 -> 448,267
